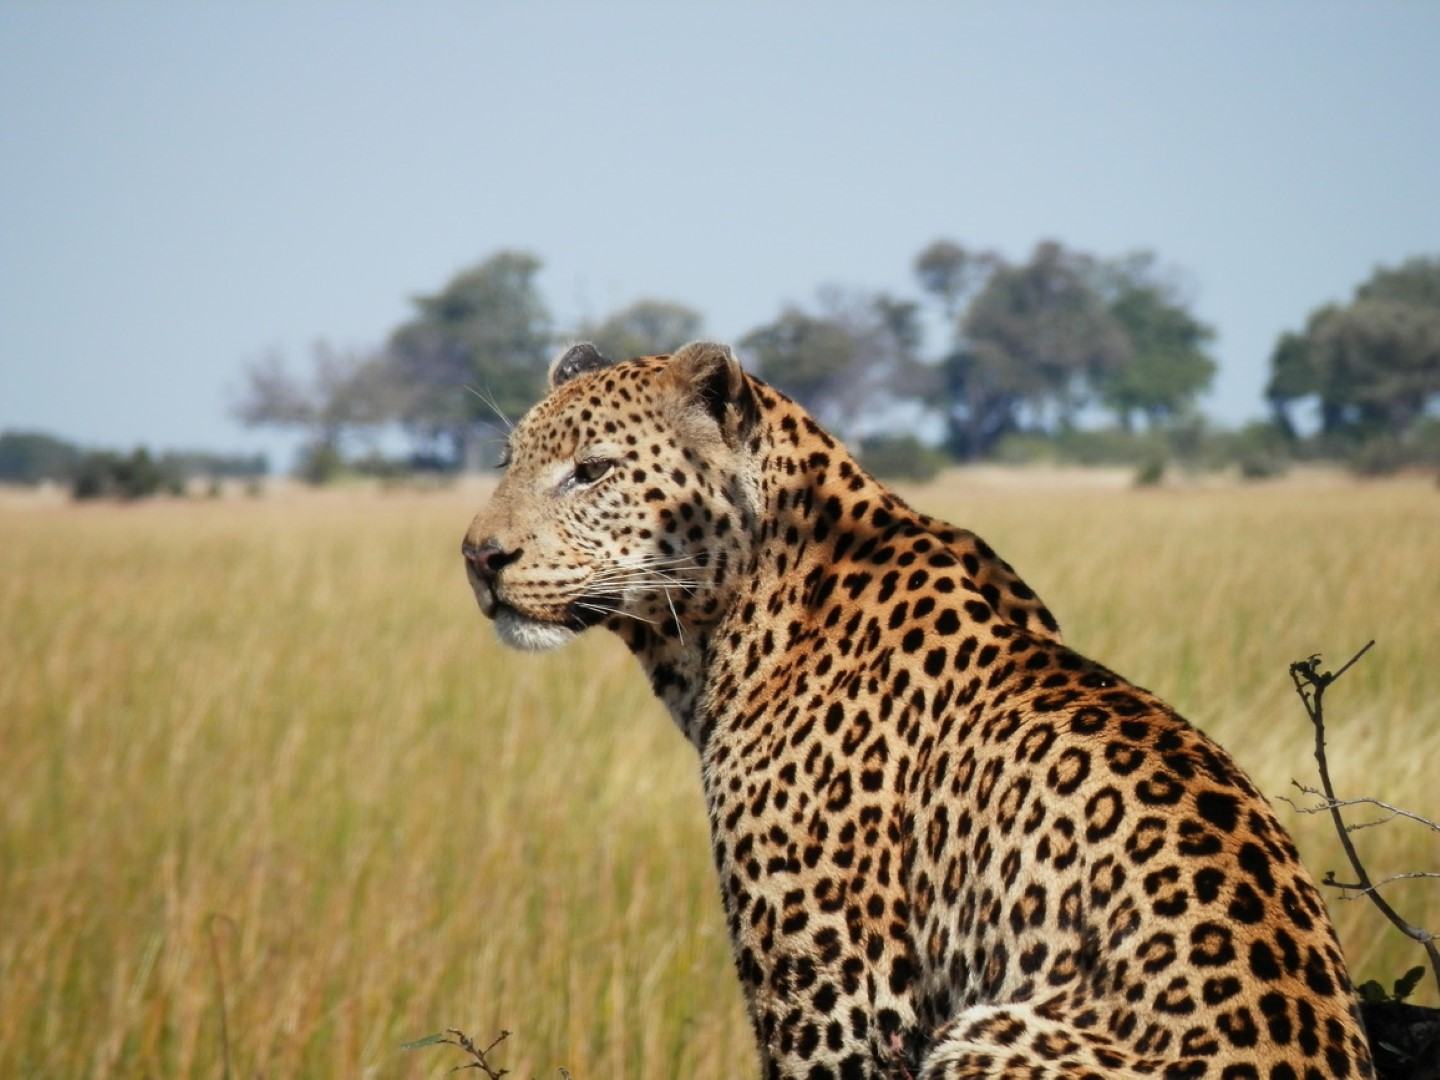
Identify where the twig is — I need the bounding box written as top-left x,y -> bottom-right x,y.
1279,783 -> 1440,834
1322,870 -> 1440,896
440,1028 -> 511,1078
1288,641 -> 1440,991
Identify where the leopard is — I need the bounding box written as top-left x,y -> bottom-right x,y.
461,340 -> 1375,1080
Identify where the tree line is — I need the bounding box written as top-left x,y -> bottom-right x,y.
234,242 -> 1439,482
0,430 -> 265,497
8,244 -> 1429,497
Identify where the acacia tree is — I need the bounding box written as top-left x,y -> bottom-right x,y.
920,241 -> 1130,458
913,240 -> 1218,456
233,342 -> 398,479
1267,257 -> 1440,441
387,251 -> 552,469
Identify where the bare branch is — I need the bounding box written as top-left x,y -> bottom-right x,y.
1281,783 -> 1440,834
1323,870 -> 1440,897
439,1028 -> 511,1079
1287,642 -> 1440,991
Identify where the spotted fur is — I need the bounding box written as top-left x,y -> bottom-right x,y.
462,342 -> 1374,1080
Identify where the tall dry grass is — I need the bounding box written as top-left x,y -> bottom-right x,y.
1,474 -> 1436,1077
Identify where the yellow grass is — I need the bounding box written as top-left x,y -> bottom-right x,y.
1,473 -> 1437,1077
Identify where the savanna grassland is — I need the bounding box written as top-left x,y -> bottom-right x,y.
2,473 -> 1437,1078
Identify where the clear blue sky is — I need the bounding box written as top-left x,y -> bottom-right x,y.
2,2 -> 1437,462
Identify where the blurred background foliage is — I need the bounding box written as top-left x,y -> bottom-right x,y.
3,245 -> 1438,494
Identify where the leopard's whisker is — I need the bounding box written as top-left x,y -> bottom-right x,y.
590,572 -> 700,591
587,568 -> 703,591
661,588 -> 685,646
574,600 -> 658,626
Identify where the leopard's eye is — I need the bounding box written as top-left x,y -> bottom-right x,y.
572,457 -> 614,485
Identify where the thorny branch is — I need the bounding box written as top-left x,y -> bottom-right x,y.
1288,641 -> 1440,992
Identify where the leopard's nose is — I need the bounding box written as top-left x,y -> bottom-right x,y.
462,538 -> 521,583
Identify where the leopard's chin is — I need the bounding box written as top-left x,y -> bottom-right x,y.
493,604 -> 578,652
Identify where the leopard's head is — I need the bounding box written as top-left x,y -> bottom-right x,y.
462,341 -> 761,651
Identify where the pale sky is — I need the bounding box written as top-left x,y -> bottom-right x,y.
2,2 -> 1437,463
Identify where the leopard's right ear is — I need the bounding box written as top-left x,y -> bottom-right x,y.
549,343 -> 612,390
665,341 -> 758,448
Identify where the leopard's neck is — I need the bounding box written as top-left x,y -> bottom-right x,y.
615,404 -> 896,747
612,400 -> 1061,750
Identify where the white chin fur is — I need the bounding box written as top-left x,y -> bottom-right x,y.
494,606 -> 577,652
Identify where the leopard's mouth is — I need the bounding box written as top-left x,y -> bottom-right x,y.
566,592 -> 625,630
475,582 -> 623,652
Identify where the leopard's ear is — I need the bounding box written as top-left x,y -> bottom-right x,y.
549,343 -> 612,390
665,341 -> 757,447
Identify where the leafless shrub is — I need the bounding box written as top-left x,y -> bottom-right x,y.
1282,642 -> 1440,1078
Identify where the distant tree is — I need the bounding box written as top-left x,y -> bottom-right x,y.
1358,256 -> 1440,308
1091,254 -> 1216,431
937,241 -> 1129,457
1267,257 -> 1440,440
1310,299 -> 1440,435
158,450 -> 268,480
387,251 -> 551,468
234,342 -> 398,481
582,299 -> 703,361
71,447 -> 183,500
741,303 -> 866,432
0,430 -> 82,485
874,294 -> 925,359
740,288 -> 923,440
858,433 -> 951,482
914,239 -> 1000,320
1266,329 -> 1319,438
